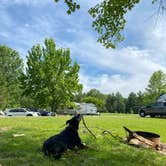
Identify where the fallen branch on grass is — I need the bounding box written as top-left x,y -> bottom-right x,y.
12,134 -> 25,138
102,129 -> 124,142
82,116 -> 96,139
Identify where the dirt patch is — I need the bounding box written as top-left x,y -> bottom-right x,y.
0,127 -> 11,133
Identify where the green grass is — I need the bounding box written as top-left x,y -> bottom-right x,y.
0,114 -> 166,166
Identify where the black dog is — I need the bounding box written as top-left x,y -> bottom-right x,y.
42,114 -> 86,159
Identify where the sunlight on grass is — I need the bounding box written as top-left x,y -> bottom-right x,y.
0,114 -> 166,166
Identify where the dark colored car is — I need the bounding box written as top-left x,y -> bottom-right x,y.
38,110 -> 55,116
139,101 -> 166,117
28,108 -> 55,116
27,108 -> 40,116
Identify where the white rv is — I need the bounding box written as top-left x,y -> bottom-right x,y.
57,103 -> 99,115
76,103 -> 99,115
61,103 -> 99,115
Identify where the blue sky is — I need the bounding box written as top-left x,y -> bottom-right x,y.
1,0 -> 166,97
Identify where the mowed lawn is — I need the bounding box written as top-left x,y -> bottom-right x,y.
0,114 -> 166,166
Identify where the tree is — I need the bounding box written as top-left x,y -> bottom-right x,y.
125,92 -> 138,113
115,92 -> 125,113
54,0 -> 80,15
105,93 -> 116,113
144,70 -> 166,104
19,96 -> 37,109
0,45 -> 23,110
82,96 -> 105,112
0,73 -> 8,110
21,38 -> 82,112
136,91 -> 144,108
105,92 -> 125,113
73,89 -> 107,112
83,89 -> 107,112
54,0 -> 164,48
86,88 -> 107,100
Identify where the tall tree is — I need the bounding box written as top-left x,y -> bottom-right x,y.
105,93 -> 116,113
125,92 -> 138,113
0,45 -> 23,110
86,88 -> 107,100
0,73 -> 8,110
21,38 -> 82,112
54,0 -> 164,48
105,92 -> 125,113
144,70 -> 166,104
136,91 -> 144,108
115,92 -> 125,113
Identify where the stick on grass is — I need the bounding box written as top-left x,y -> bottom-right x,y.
82,116 -> 96,139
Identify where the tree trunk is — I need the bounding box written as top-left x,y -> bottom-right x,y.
51,100 -> 56,113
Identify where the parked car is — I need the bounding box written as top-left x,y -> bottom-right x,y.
27,108 -> 41,115
38,110 -> 55,116
0,110 -> 4,116
5,108 -> 39,116
139,101 -> 166,117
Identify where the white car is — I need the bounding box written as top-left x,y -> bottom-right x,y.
5,108 -> 39,116
0,110 -> 5,116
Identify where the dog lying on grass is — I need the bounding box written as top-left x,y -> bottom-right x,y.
42,114 -> 87,159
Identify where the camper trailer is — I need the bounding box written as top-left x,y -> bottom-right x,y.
76,103 -> 99,115
58,103 -> 99,115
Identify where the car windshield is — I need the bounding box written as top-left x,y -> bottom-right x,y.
153,102 -> 163,106
27,108 -> 38,112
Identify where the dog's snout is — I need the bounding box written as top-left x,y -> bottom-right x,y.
75,113 -> 83,121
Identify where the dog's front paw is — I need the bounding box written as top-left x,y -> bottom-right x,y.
82,142 -> 89,149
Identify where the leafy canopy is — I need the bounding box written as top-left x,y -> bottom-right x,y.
21,38 -> 82,112
54,0 -> 163,48
0,45 -> 23,110
144,70 -> 166,104
54,0 -> 80,14
105,92 -> 125,113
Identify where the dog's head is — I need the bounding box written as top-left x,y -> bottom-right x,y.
66,114 -> 82,130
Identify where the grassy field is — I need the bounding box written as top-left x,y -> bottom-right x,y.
0,114 -> 166,166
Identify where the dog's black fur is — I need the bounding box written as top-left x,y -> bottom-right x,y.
42,114 -> 86,159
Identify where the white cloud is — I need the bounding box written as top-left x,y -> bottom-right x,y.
1,0 -> 166,98
65,33 -> 166,74
65,30 -> 166,97
145,18 -> 166,64
79,72 -> 148,97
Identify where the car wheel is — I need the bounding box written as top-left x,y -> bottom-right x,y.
150,114 -> 155,118
27,114 -> 33,116
139,110 -> 146,117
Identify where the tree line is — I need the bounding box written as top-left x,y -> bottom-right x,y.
74,70 -> 166,114
0,38 -> 166,113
